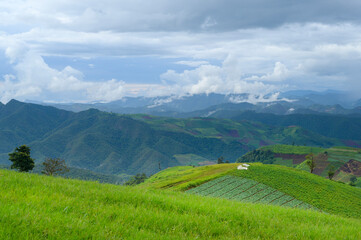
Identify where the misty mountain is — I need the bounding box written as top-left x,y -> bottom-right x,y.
37,91 -> 361,117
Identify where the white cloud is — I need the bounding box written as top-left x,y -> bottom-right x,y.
160,61 -> 285,97
245,62 -> 289,82
0,47 -> 125,103
1,0 -> 361,102
228,92 -> 294,104
175,60 -> 209,67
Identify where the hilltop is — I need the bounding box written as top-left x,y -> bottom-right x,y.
1,168 -> 360,239
143,163 -> 361,219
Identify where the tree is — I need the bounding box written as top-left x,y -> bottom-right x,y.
9,145 -> 35,172
124,173 -> 147,186
305,153 -> 316,173
42,158 -> 69,176
217,156 -> 224,164
349,176 -> 357,186
327,165 -> 335,180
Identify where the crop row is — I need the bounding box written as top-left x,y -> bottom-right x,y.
187,175 -> 316,210
186,175 -> 237,194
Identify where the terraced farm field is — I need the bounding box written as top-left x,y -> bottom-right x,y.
186,175 -> 316,210
242,144 -> 361,183
144,163 -> 361,218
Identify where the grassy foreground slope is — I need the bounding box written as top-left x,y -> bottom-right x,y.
1,169 -> 361,240
144,163 -> 361,219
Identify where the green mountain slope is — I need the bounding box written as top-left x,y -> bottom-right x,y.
143,163 -> 361,219
0,100 -> 73,153
1,100 -> 360,176
1,169 -> 360,239
29,110 -> 246,175
230,111 -> 361,144
130,114 -> 351,148
0,101 -> 246,175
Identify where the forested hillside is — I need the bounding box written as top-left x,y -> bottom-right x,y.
230,111 -> 361,144
1,100 -> 361,176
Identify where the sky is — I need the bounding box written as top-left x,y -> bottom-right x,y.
0,0 -> 361,103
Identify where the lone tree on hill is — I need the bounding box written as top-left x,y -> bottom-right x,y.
9,145 -> 35,172
327,165 -> 335,180
349,176 -> 358,186
42,158 -> 69,176
305,153 -> 316,173
217,156 -> 224,164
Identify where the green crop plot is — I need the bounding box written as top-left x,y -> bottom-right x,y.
261,144 -> 324,154
187,175 -> 317,210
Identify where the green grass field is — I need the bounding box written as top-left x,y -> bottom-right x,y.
1,169 -> 361,239
142,164 -> 237,191
260,144 -> 325,154
145,163 -> 361,219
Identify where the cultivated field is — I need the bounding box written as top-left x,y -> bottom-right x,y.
187,175 -> 316,210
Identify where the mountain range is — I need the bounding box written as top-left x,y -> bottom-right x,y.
36,91 -> 361,117
1,99 -> 361,176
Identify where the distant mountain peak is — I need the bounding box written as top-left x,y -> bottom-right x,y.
6,99 -> 24,106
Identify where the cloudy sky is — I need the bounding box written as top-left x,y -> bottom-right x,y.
0,0 -> 361,103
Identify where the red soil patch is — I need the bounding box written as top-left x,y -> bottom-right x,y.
313,153 -> 329,175
337,159 -> 361,177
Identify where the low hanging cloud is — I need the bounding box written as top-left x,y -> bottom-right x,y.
161,61 -> 286,97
